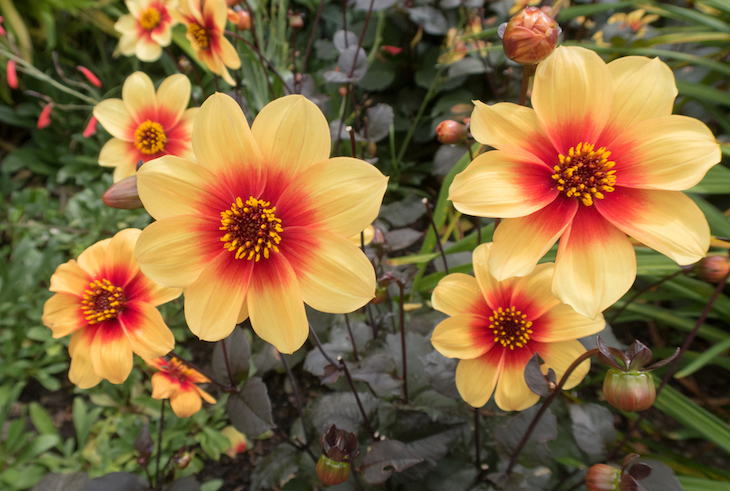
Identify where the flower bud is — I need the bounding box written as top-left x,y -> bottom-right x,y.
585,464 -> 621,491
500,7 -> 559,65
694,255 -> 730,283
77,66 -> 102,88
436,120 -> 467,144
83,116 -> 98,138
603,368 -> 656,412
174,451 -> 192,469
316,455 -> 351,486
289,14 -> 304,29
7,60 -> 17,89
102,176 -> 144,209
370,284 -> 388,305
222,426 -> 248,458
227,8 -> 240,24
37,103 -> 54,129
237,10 -> 251,30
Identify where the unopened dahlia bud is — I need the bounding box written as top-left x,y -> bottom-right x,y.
436,120 -> 467,144
694,255 -> 730,283
603,369 -> 656,412
499,7 -> 560,65
237,10 -> 251,30
316,425 -> 360,486
289,13 -> 304,29
102,176 -> 144,209
585,464 -> 621,491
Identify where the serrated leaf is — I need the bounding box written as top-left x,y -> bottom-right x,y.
408,7 -> 448,35
569,403 -> 616,456
384,228 -> 423,252
635,459 -> 681,491
226,377 -> 274,438
447,57 -> 486,78
308,391 -> 380,436
360,440 -> 424,485
212,327 -> 250,385
495,407 -> 558,468
250,445 -> 302,491
349,354 -> 402,394
422,350 -> 460,399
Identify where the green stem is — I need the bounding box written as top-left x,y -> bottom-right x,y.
366,11 -> 387,65
396,65 -> 445,165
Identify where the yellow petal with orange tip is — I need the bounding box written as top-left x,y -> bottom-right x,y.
43,293 -> 85,338
122,71 -> 156,123
107,228 -> 142,287
94,99 -> 134,140
49,259 -> 90,295
455,348 -> 503,408
194,385 -> 216,404
170,387 -> 203,417
120,301 -> 175,360
184,252 -> 253,342
539,339 -> 591,390
248,255 -> 308,354
250,95 -> 330,179
276,157 -> 388,238
156,73 -> 192,127
431,314 -> 493,360
432,273 -> 485,318
280,227 -> 376,314
553,207 -> 636,319
89,321 -> 134,385
472,243 -> 515,311
348,225 -> 374,246
191,93 -> 264,191
151,372 -> 180,399
68,330 -> 103,389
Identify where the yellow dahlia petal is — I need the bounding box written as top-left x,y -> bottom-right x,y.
156,73 -> 192,127
494,352 -> 540,411
43,293 -> 85,338
151,372 -> 180,399
68,330 -> 103,389
432,272 -> 485,318
107,228 -> 142,288
431,314 -> 494,359
185,253 -> 253,341
248,255 -> 308,354
114,13 -> 137,33
532,46 -> 613,151
77,238 -> 112,276
135,38 -> 163,62
281,228 -> 376,313
539,339 -> 591,390
251,94 -> 330,179
122,72 -> 157,123
488,198 -> 578,281
120,301 -> 175,359
93,99 -> 134,140
596,188 -> 709,265
192,93 -> 264,188
89,321 -> 134,385
49,259 -> 90,295
170,387 -> 203,417
473,243 -> 516,311
98,138 -> 140,182
508,263 -> 561,320
455,349 -> 503,408
553,208 -> 636,319
237,299 -> 249,324
449,150 -> 557,218
276,157 -> 388,238
194,385 -> 217,404
219,36 -> 241,69
531,304 -> 605,343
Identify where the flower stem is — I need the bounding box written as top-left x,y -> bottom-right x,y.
518,64 -> 536,106
396,66 -> 445,165
506,348 -> 599,476
423,198 -> 449,275
225,30 -> 293,94
608,269 -> 685,325
155,400 -> 165,491
344,313 -> 360,361
474,408 -> 481,473
220,338 -> 236,387
346,0 -> 375,78
299,0 -> 325,92
279,351 -> 317,461
398,282 -> 409,404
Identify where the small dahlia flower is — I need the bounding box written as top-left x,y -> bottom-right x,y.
450,46 -> 720,319
147,356 -> 216,417
115,0 -> 178,62
42,229 -> 181,388
222,426 -> 248,457
431,243 -> 605,411
135,93 -> 388,353
173,0 -> 241,85
93,72 -> 197,182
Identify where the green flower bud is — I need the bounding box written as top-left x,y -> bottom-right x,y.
316,455 -> 351,486
585,464 -> 621,491
603,369 -> 656,412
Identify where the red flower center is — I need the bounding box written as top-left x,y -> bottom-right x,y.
81,279 -> 126,324
188,23 -> 210,50
489,306 -> 533,350
219,196 -> 283,261
551,142 -> 616,206
140,7 -> 161,30
134,120 -> 167,155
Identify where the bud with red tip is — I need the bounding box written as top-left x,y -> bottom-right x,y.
37,103 -> 54,129
77,66 -> 102,88
499,7 -> 560,65
381,45 -> 403,56
585,464 -> 621,491
83,116 -> 98,138
316,425 -> 360,486
436,120 -> 468,144
597,337 -> 678,413
7,60 -> 17,89
694,255 -> 730,283
237,10 -> 251,30
0,16 -> 6,37
103,175 -> 144,209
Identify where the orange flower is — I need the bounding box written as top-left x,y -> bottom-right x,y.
431,243 -> 604,411
115,0 -> 179,62
173,0 -> 241,85
450,46 -> 720,319
147,356 -> 216,417
135,93 -> 388,353
42,229 -> 181,389
93,72 -> 197,182
222,426 -> 248,457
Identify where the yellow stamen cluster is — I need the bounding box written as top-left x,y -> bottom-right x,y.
220,196 -> 283,261
490,306 -> 533,350
187,23 -> 210,49
166,357 -> 193,381
81,279 -> 125,324
551,142 -> 617,206
134,120 -> 167,155
139,7 -> 161,30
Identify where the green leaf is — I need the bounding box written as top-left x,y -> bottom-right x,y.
674,337 -> 730,379
557,1 -> 637,21
29,402 -> 60,439
619,301 -> 729,343
643,2 -> 730,33
654,379 -> 730,455
676,80 -> 730,108
678,476 -> 730,491
16,434 -> 61,465
687,165 -> 730,194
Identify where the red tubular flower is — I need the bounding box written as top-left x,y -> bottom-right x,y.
77,66 -> 102,87
84,116 -> 98,138
381,45 -> 403,55
37,103 -> 54,129
7,60 -> 17,89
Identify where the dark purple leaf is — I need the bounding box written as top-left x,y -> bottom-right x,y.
524,352 -> 551,397
321,364 -> 343,384
628,463 -> 652,480
645,348 -> 680,371
133,423 -> 153,460
619,474 -> 639,491
226,377 -> 274,438
597,336 -> 622,370
626,341 -> 653,371
622,453 -> 641,470
212,326 -> 250,385
360,440 -> 424,485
